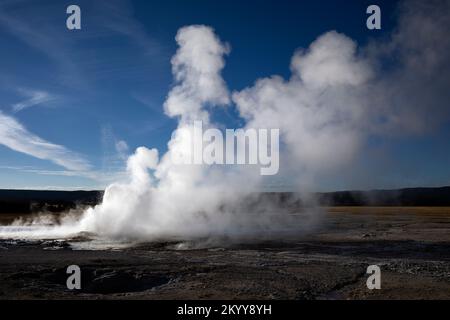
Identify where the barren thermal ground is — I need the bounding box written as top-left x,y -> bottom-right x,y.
1,207 -> 449,300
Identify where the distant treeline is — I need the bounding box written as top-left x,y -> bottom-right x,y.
0,190 -> 103,214
317,186 -> 450,206
265,186 -> 450,207
0,187 -> 450,214
236,187 -> 450,210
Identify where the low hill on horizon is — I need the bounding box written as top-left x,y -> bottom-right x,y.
0,186 -> 450,214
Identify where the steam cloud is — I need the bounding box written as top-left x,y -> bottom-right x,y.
1,0 -> 449,244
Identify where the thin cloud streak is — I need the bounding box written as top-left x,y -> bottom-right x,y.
0,165 -> 127,188
0,111 -> 91,171
0,0 -> 165,89
12,88 -> 56,113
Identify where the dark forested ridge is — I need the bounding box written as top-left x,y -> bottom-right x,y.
0,186 -> 450,214
0,190 -> 103,214
317,186 -> 450,206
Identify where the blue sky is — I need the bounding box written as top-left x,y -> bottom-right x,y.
0,0 -> 449,191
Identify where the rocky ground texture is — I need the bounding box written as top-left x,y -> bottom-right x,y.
0,207 -> 449,299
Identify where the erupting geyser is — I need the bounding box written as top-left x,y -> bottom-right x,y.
1,0 -> 449,244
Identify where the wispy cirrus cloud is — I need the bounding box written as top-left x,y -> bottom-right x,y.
0,165 -> 127,189
92,0 -> 164,57
0,0 -> 165,88
12,88 -> 57,112
0,111 -> 90,171
0,1 -> 85,88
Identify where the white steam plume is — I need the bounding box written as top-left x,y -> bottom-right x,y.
234,0 -> 450,185
233,31 -> 373,180
77,25 -> 285,241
